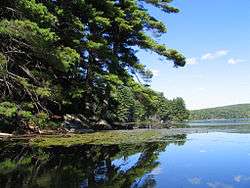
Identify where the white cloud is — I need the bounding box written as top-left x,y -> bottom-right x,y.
199,149 -> 207,153
151,69 -> 160,77
234,175 -> 250,183
186,50 -> 229,65
228,58 -> 246,65
207,182 -> 233,188
185,50 -> 247,67
234,176 -> 242,182
201,50 -> 229,60
186,57 -> 199,65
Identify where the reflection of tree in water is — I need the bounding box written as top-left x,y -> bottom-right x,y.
96,134 -> 186,188
0,134 -> 186,188
109,142 -> 163,188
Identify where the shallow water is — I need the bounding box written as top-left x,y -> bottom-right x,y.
1,124 -> 250,187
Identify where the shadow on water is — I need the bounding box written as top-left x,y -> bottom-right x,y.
0,135 -> 186,188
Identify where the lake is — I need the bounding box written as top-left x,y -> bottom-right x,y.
1,121 -> 250,188
188,118 -> 250,127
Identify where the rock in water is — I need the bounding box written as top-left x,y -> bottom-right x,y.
96,120 -> 112,130
63,114 -> 89,131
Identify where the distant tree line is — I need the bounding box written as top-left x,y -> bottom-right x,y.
0,0 -> 189,132
190,104 -> 250,120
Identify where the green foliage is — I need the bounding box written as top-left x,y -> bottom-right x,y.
168,98 -> 190,122
0,19 -> 58,47
18,0 -> 58,26
0,53 -> 7,76
0,101 -> 50,131
0,102 -> 17,118
30,112 -> 49,129
0,159 -> 16,172
112,86 -> 140,122
0,0 -> 188,132
34,86 -> 51,98
17,110 -> 33,119
109,82 -> 189,123
54,47 -> 80,71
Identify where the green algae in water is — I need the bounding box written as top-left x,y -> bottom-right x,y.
31,130 -> 162,147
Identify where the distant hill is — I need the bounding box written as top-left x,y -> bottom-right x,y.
190,104 -> 250,120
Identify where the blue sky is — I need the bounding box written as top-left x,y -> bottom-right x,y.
137,0 -> 250,110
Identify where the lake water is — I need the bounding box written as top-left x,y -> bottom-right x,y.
1,121 -> 250,187
188,118 -> 250,127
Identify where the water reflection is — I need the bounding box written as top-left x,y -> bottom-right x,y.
2,132 -> 250,188
0,135 -> 186,188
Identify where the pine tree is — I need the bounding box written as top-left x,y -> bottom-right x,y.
0,0 -> 188,132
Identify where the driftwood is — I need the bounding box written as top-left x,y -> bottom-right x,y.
0,132 -> 13,137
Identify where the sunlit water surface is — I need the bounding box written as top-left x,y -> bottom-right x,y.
147,132 -> 250,188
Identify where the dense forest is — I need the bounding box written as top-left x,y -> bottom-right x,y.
0,0 -> 189,133
190,104 -> 250,120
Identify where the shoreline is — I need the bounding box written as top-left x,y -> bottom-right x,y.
1,124 -> 250,147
